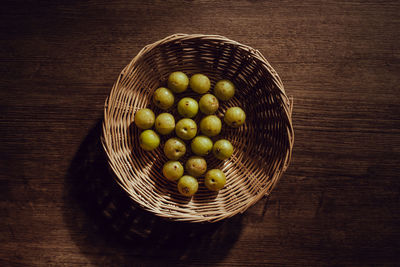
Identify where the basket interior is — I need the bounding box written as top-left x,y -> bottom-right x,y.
103,36 -> 292,222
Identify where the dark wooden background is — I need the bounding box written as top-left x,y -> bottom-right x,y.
1,0 -> 399,266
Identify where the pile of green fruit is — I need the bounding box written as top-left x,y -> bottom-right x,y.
134,71 -> 246,197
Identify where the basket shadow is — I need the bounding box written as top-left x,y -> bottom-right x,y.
63,119 -> 243,265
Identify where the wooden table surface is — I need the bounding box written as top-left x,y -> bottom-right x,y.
1,1 -> 399,266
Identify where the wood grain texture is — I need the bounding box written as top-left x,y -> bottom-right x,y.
1,0 -> 399,266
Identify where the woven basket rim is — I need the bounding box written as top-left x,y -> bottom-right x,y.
101,33 -> 294,223
124,33 -> 287,96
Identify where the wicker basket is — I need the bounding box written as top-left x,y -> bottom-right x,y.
102,34 -> 294,223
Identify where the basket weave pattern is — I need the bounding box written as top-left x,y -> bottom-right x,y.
102,34 -> 294,222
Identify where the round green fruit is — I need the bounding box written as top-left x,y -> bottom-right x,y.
190,74 -> 210,94
199,115 -> 222,137
204,169 -> 226,191
224,107 -> 246,128
191,135 -> 213,156
153,87 -> 174,110
199,94 -> 219,115
139,130 -> 160,151
214,80 -> 235,101
168,71 -> 189,93
212,139 -> 233,160
185,156 -> 207,177
134,108 -> 155,130
164,137 -> 186,160
162,161 -> 184,181
155,113 -> 175,135
177,175 -> 199,197
175,118 -> 197,140
177,97 -> 199,118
